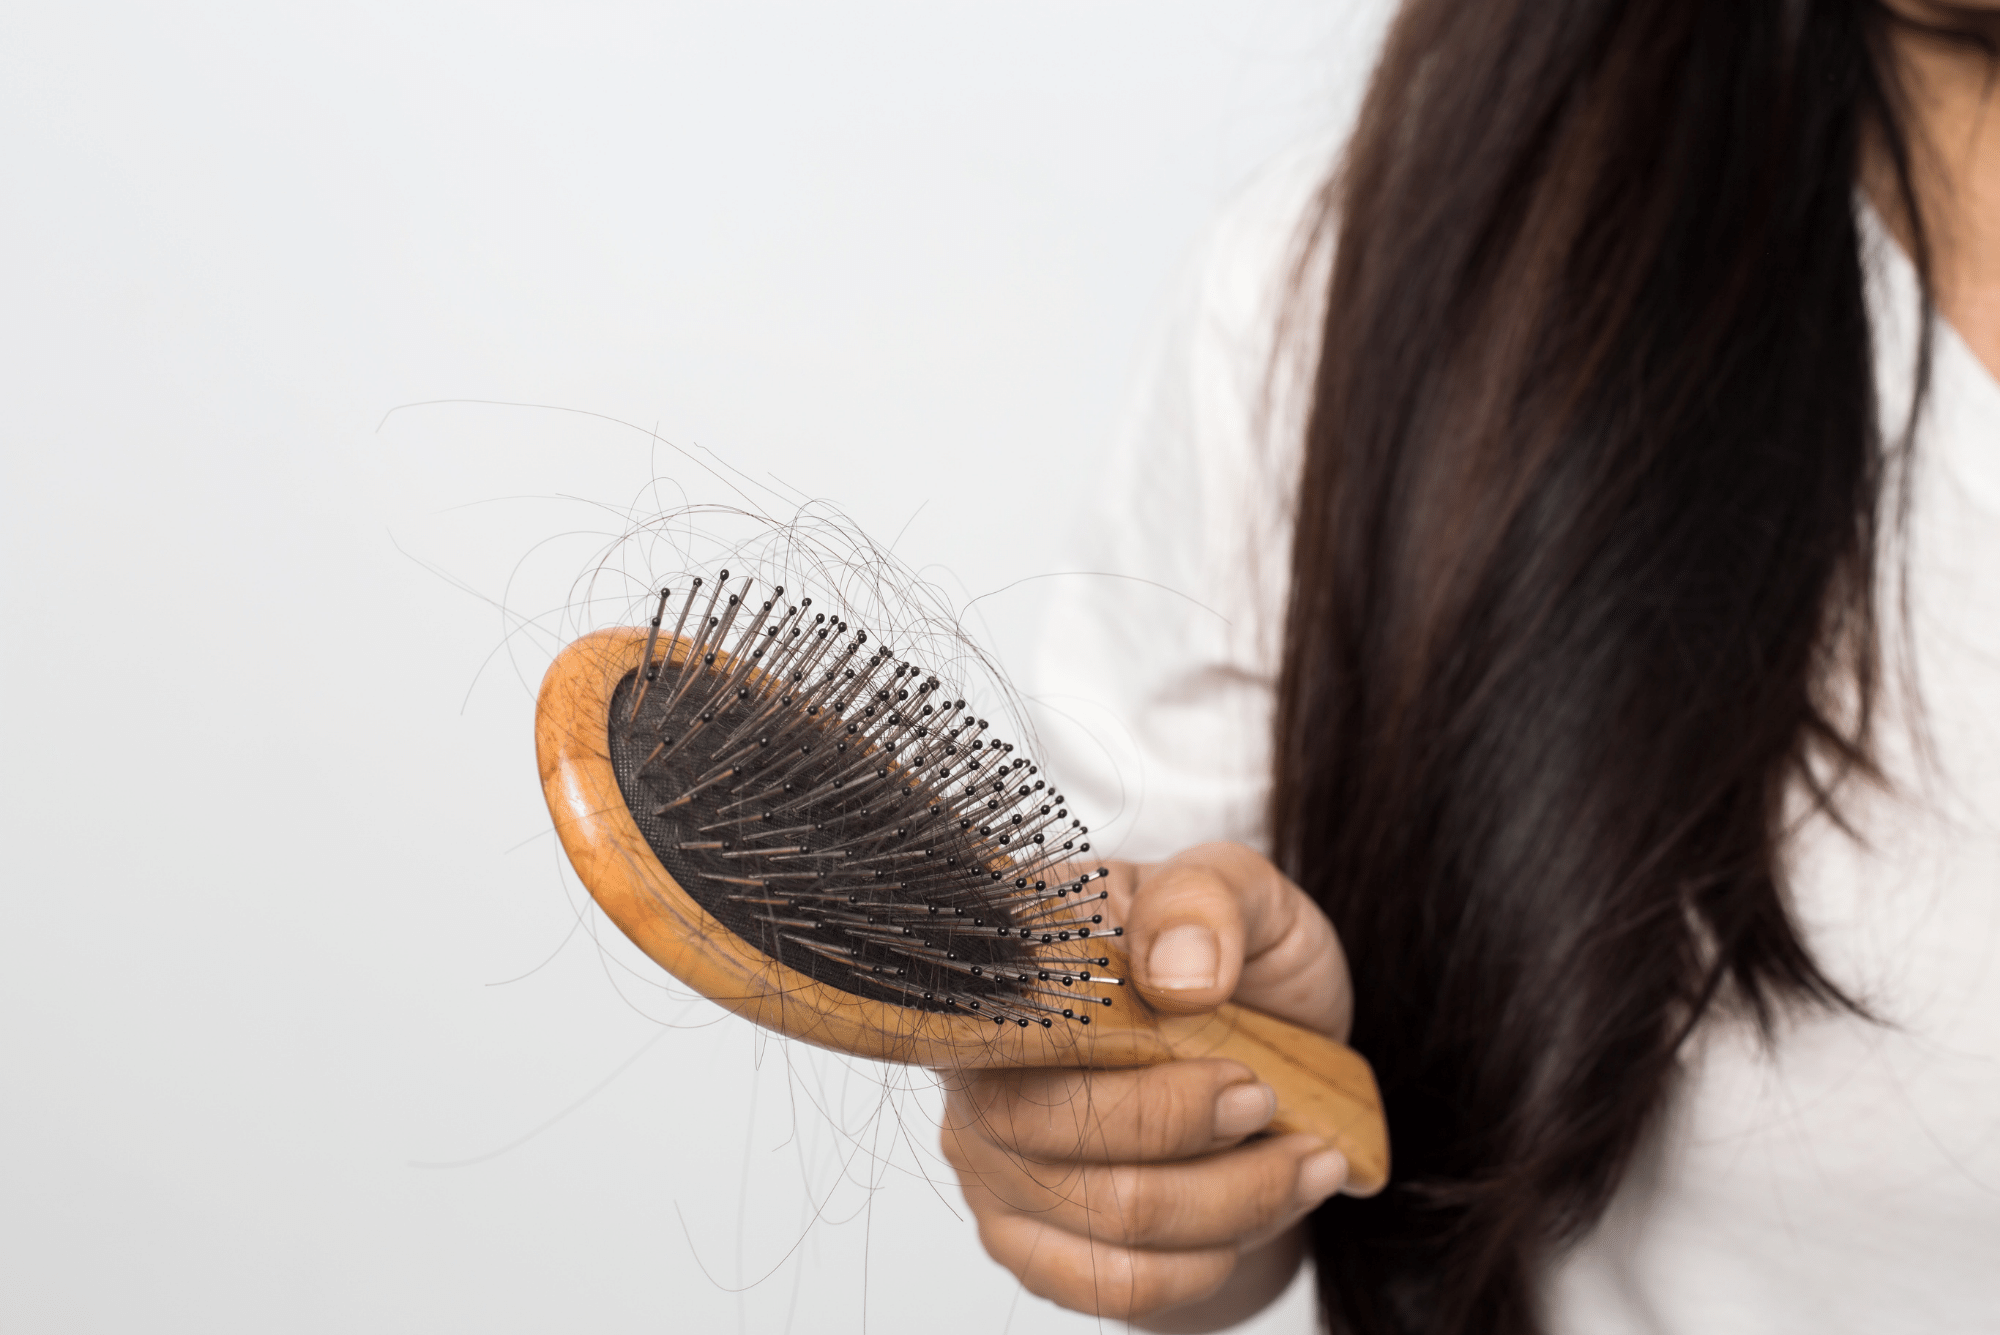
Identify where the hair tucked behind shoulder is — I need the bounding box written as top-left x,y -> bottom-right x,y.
1271,2 -> 1936,1330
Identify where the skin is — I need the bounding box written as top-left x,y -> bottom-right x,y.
943,9 -> 1998,1330
940,843 -> 1352,1329
1871,2 -> 2000,376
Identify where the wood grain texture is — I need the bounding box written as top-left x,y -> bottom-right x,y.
536,628 -> 1389,1193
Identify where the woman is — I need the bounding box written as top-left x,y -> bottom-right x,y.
942,2 -> 2000,1331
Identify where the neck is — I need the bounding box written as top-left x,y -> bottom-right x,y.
1864,3 -> 2000,378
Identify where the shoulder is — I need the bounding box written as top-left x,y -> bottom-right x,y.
1194,134 -> 1340,370
1100,135 -> 1339,614
1026,139 -> 1339,859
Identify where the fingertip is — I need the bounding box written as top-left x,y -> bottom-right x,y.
1294,1147 -> 1348,1210
1148,922 -> 1219,991
1211,1080 -> 1278,1142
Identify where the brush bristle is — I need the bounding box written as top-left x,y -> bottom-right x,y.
605,575 -> 1121,1028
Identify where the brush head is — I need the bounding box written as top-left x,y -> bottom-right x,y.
539,575 -> 1129,1056
604,578 -> 1117,1028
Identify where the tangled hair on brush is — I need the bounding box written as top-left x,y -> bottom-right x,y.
563,497 -> 1030,726
602,569 -> 1114,1028
1273,2 -> 1957,1330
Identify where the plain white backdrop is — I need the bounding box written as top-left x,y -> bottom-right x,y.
0,4 -> 1394,1331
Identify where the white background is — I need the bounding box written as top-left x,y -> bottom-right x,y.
0,4 -> 1392,1331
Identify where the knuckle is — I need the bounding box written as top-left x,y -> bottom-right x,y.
947,1063 -> 1254,1181
954,1177 -> 1005,1225
1115,1245 -> 1237,1319
1139,1250 -> 1238,1318
1141,1066 -> 1215,1156
1140,862 -> 1231,914
937,1123 -> 977,1174
982,1212 -> 1235,1320
1097,1162 -> 1175,1246
1247,1154 -> 1304,1224
1007,1106 -> 1089,1163
1018,1233 -> 1145,1318
1130,1061 -> 1243,1158
1097,1144 -> 1303,1249
973,1212 -> 1039,1280
938,1073 -> 995,1129
982,1215 -> 1130,1315
1012,1069 -> 1133,1161
1238,1139 -> 1319,1229
993,1071 -> 1091,1156
945,1070 -> 1067,1157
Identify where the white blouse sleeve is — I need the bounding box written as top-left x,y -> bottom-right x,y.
1026,144 -> 1334,863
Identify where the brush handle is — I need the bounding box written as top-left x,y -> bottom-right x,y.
1138,999 -> 1388,1196
1091,939 -> 1387,1195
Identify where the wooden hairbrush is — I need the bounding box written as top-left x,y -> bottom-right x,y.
535,574 -> 1389,1194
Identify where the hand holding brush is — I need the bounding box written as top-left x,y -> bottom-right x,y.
941,842 -> 1361,1325
534,571 -> 1387,1322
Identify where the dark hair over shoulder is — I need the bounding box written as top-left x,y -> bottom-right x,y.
1272,2 -> 1938,1330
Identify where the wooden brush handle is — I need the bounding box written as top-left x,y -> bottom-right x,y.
1087,939 -> 1386,1195
1139,1000 -> 1388,1195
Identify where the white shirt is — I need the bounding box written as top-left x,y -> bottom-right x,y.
1030,147 -> 2000,1332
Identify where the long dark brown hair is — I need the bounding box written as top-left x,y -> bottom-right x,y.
1272,2 -> 1942,1330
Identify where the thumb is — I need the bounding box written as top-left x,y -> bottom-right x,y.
1113,842 -> 1352,1039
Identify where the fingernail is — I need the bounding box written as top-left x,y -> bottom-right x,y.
1296,1149 -> 1348,1208
1212,1082 -> 1277,1140
1148,924 -> 1218,991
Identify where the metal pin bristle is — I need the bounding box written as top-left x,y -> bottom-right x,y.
604,572 -> 1120,1026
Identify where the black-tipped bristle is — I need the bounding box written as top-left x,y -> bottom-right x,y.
606,574 -> 1111,1025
